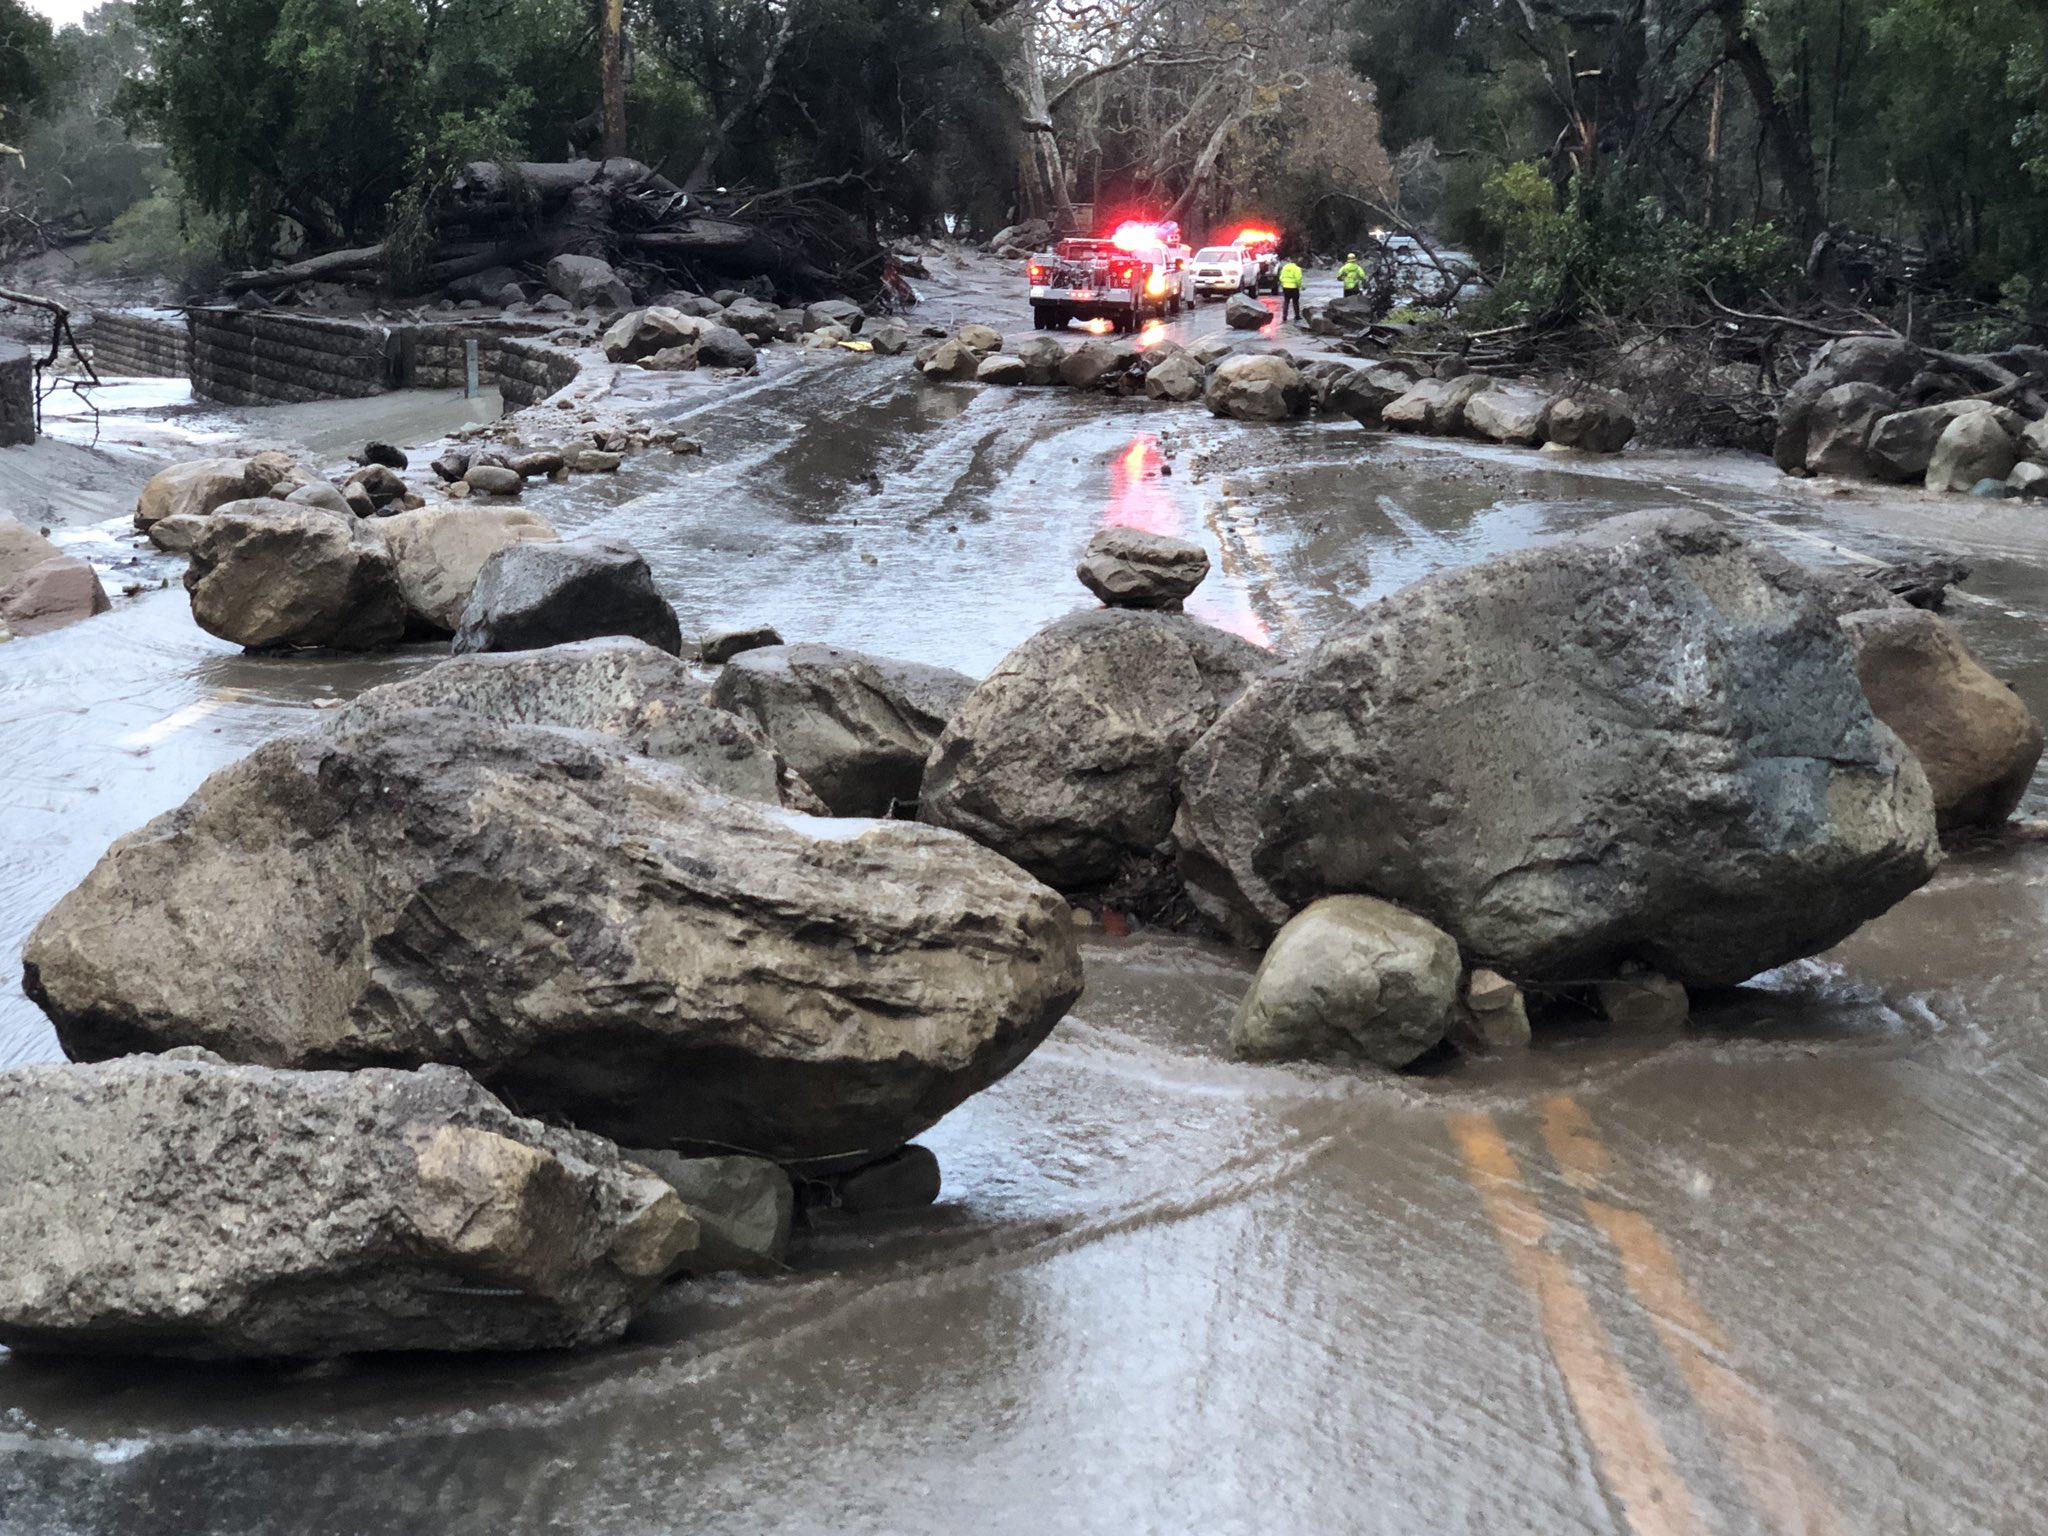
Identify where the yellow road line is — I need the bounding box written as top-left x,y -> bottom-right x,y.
1448,1111 -> 1710,1536
119,689 -> 245,751
1541,1097 -> 1848,1536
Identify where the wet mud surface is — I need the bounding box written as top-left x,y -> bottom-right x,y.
5,285 -> 2048,1534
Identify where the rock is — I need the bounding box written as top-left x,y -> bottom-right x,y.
1205,354 -> 1308,423
801,325 -> 853,349
866,322 -> 914,356
534,293 -> 573,314
700,623 -> 783,664
452,537 -> 682,656
1323,363 -> 1416,428
444,265 -> 524,303
373,505 -> 559,634
654,291 -> 727,319
1229,896 -> 1460,1067
0,513 -> 62,589
0,1054 -> 693,1359
431,450 -> 472,482
1868,557 -> 1970,611
1815,334 -> 1922,390
564,445 -> 624,473
711,642 -> 975,817
601,306 -> 707,365
1142,353 -> 1203,401
915,338 -> 982,382
1772,372 -> 1831,473
696,325 -> 758,371
463,463 -> 524,497
2020,419 -> 2048,465
2009,461 -> 2048,497
1597,970 -> 1689,1029
546,253 -> 633,312
185,501 -> 406,651
625,1151 -> 792,1272
954,323 -> 1003,356
720,296 -> 781,341
1224,292 -> 1270,329
1868,400 -> 1998,482
1971,477 -> 2018,498
1451,968 -> 1532,1054
133,456 -> 282,532
285,480 -> 352,514
1076,526 -> 1209,609
1927,410 -> 2019,492
1380,379 -> 1444,431
1186,333 -> 1243,367
976,353 -> 1027,385
1173,510 -> 1941,983
0,554 -> 110,635
360,441 -> 408,471
1842,607 -> 2044,829
26,710 -> 1084,1166
332,638 -> 812,808
1543,396 -> 1636,453
803,299 -> 866,334
345,463 -> 408,508
1804,383 -> 1897,477
511,450 -> 565,478
988,218 -> 1053,256
1426,374 -> 1495,435
922,610 -> 1270,890
1059,339 -> 1121,389
812,1144 -> 942,1213
1463,382 -> 1555,446
1011,335 -> 1065,384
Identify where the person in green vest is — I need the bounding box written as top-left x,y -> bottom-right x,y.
1278,256 -> 1304,322
1337,252 -> 1368,297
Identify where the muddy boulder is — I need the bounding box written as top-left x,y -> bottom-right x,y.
1543,396 -> 1636,453
1230,896 -> 1461,1068
625,1150 -> 793,1274
804,299 -> 866,334
1322,362 -> 1417,428
1013,335 -> 1067,385
0,553 -> 110,636
452,537 -> 682,656
1174,510 -> 1940,984
602,307 -> 708,365
915,338 -> 982,382
1805,383 -> 1898,478
25,710 -> 1083,1167
1143,352 -> 1203,401
134,453 -> 292,534
1463,382 -> 1555,446
334,638 -> 815,809
1076,526 -> 1209,610
1205,354 -> 1309,423
1926,411 -> 2019,492
1867,401 -> 2001,482
546,253 -> 633,311
710,642 -> 975,817
184,500 -> 407,651
1842,607 -> 2043,829
0,1054 -> 694,1359
921,609 -> 1270,891
1224,293 -> 1270,330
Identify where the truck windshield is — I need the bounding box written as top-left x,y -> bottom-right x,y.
1195,248 -> 1237,262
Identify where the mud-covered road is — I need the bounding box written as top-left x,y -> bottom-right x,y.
5,262 -> 2048,1535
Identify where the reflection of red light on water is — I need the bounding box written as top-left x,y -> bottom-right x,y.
1102,433 -> 1273,648
1082,318 -> 1115,335
1137,320 -> 1168,348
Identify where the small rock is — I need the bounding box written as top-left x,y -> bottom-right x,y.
359,441 -> 408,471
564,447 -> 624,474
1596,970 -> 1689,1030
1450,968 -> 1532,1054
510,451 -> 565,478
430,451 -> 471,483
954,324 -> 1003,356
700,623 -> 784,664
976,353 -> 1027,385
623,1151 -> 793,1273
813,1145 -> 941,1213
1969,477 -> 2018,499
463,464 -> 524,497
2009,461 -> 2048,497
1927,411 -> 2019,492
1076,526 -> 1209,609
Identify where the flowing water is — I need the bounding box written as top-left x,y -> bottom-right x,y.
4,273 -> 2048,1534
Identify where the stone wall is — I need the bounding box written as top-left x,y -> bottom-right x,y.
0,341 -> 32,447
88,310 -> 192,379
187,310 -> 581,411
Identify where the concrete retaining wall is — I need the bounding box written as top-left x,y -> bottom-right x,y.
185,310 -> 580,411
0,341 -> 33,446
88,310 -> 192,379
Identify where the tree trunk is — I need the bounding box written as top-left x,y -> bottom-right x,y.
1717,0 -> 1820,239
600,0 -> 627,161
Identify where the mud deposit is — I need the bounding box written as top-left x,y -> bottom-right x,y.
5,286 -> 2047,1534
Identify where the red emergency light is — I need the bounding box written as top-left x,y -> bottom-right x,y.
1232,226 -> 1280,247
1110,221 -> 1164,252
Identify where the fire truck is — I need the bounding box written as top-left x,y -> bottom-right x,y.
1026,220 -> 1193,333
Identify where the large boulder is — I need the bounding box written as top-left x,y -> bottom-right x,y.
0,512 -> 60,588
921,609 -> 1270,891
720,296 -> 781,342
546,253 -> 633,311
1142,352 -> 1204,401
1463,382 -> 1555,446
375,505 -> 559,634
1380,379 -> 1445,432
1013,335 -> 1067,386
803,299 -> 866,334
0,1054 -> 694,1359
1775,337 -> 1923,472
710,642 -> 975,817
1173,511 -> 1941,983
1926,411 -> 2020,492
915,339 -> 982,382
693,325 -> 758,371
0,553 -> 110,636
1804,382 -> 1897,478
452,537 -> 683,656
1868,400 -> 2000,482
601,307 -> 707,364
134,454 -> 290,533
184,500 -> 406,651
1322,362 -> 1417,428
1205,354 -> 1308,422
332,638 -> 815,809
1842,608 -> 2043,829
1076,526 -> 1209,609
1058,339 -> 1121,389
1230,896 -> 1461,1068
1224,293 -> 1271,330
1543,395 -> 1636,453
24,709 -> 1084,1167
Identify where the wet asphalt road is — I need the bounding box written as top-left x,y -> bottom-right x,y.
5,265 -> 2048,1534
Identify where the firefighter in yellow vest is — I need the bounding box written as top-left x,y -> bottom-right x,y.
1337,252 -> 1368,296
1278,256 -> 1304,322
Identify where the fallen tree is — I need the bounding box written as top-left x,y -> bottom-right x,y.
219,158 -> 877,301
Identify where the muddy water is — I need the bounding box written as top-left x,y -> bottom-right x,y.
7,316 -> 2048,1534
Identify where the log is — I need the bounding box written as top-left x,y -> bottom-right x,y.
220,245 -> 388,294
